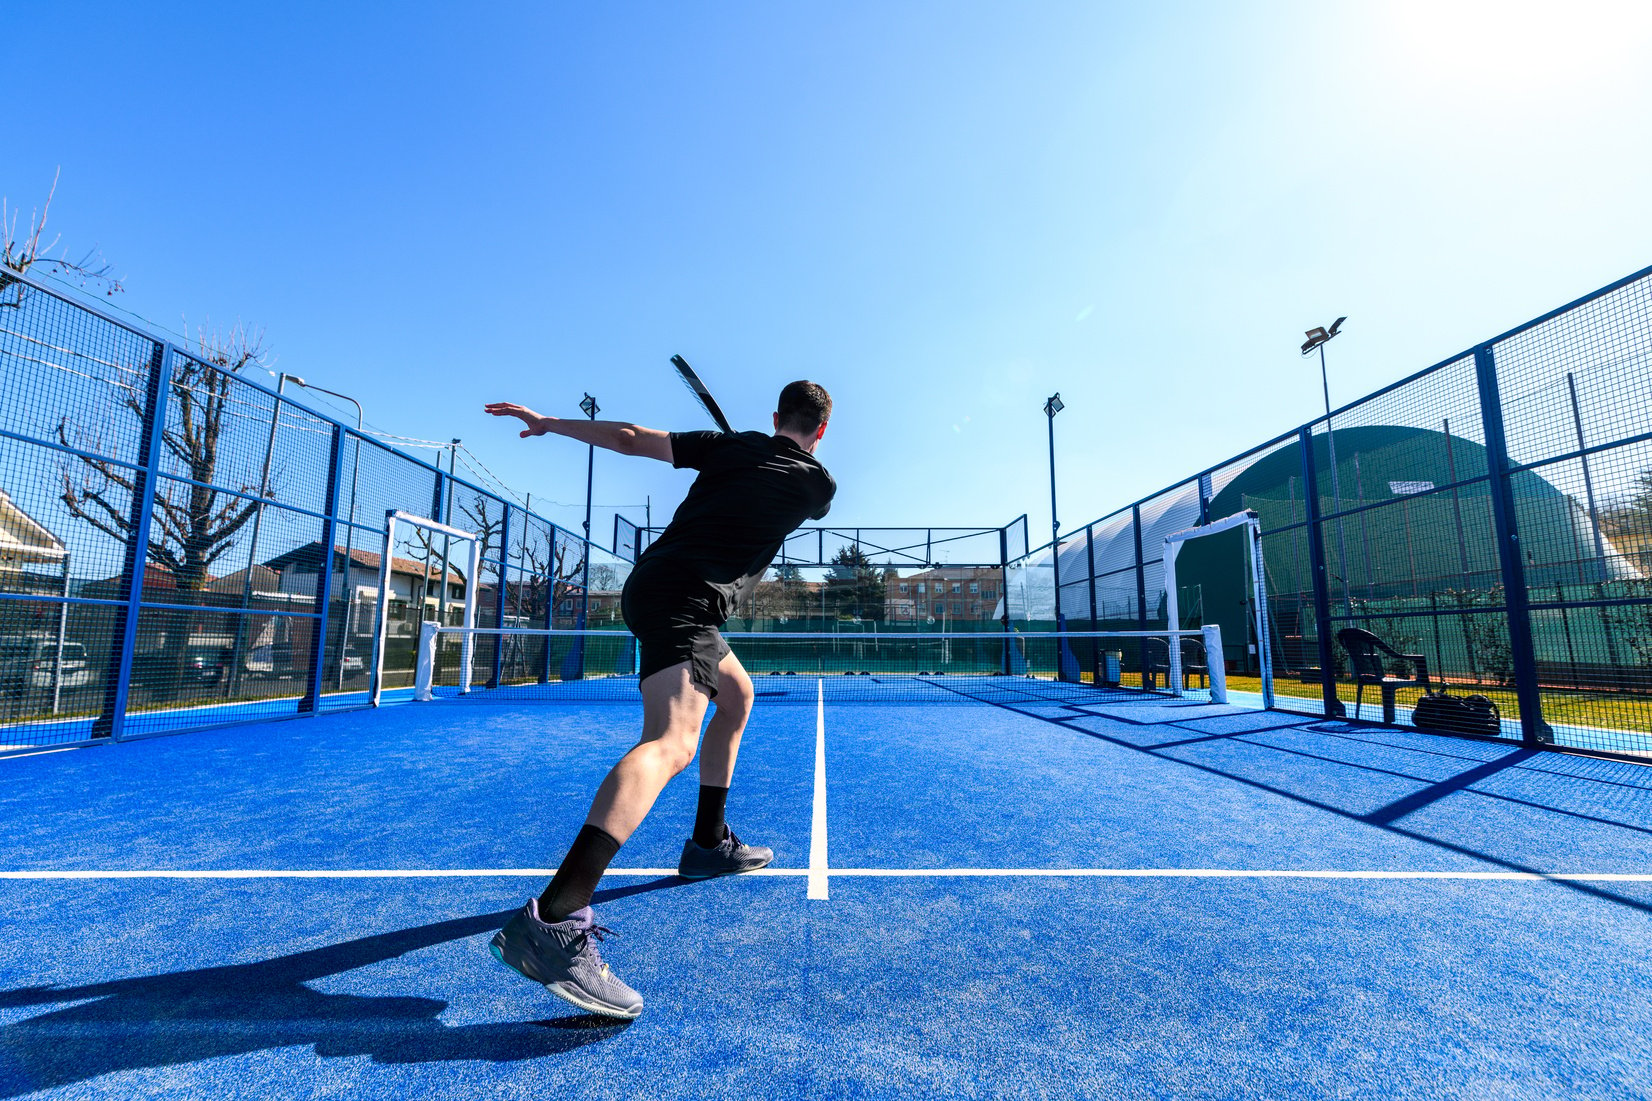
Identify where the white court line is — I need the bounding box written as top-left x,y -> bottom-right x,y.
2,868 -> 1647,882
808,679 -> 829,901
825,869 -> 1652,882
0,746 -> 83,759
0,868 -> 805,880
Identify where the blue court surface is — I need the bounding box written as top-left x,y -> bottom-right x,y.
2,686 -> 1651,1100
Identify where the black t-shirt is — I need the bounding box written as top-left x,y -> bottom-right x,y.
637,431 -> 835,611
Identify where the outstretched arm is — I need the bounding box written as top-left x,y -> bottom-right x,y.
484,402 -> 673,462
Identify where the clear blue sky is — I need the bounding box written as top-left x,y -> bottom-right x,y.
8,1 -> 1652,552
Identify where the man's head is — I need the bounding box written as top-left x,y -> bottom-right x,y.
773,380 -> 831,451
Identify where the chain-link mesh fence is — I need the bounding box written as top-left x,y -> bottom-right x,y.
0,268 -> 630,751
10,261 -> 1652,760
1027,263 -> 1652,760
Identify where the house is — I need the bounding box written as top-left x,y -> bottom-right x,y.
884,566 -> 1001,624
0,489 -> 69,598
261,542 -> 469,640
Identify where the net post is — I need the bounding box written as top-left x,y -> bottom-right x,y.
1203,624 -> 1227,704
414,621 -> 438,702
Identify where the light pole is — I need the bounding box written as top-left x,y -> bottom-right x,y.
1301,318 -> 1351,614
578,394 -> 599,635
284,376 -> 366,689
1044,392 -> 1065,648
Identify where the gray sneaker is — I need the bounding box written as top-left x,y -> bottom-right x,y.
677,825 -> 774,879
489,900 -> 643,1019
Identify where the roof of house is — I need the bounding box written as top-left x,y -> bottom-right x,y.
206,565 -> 281,595
0,490 -> 66,565
262,541 -> 465,582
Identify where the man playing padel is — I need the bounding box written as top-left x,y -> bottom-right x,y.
481,381 -> 835,1018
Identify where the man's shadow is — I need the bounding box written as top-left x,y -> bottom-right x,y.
0,877 -> 690,1097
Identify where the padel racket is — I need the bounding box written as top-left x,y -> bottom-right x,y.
670,355 -> 735,434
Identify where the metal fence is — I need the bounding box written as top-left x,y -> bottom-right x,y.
8,260 -> 1651,761
0,267 -> 632,753
1030,263 -> 1652,761
617,519 -> 1030,632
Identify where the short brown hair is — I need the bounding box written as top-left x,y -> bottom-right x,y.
777,380 -> 832,434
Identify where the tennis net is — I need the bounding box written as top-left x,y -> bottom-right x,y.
409,626 -> 1227,706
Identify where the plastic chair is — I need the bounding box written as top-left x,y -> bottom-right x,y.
1336,627 -> 1429,723
1143,636 -> 1209,692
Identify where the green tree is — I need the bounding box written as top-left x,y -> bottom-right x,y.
825,543 -> 885,621
1630,469 -> 1652,514
1600,468 -> 1652,576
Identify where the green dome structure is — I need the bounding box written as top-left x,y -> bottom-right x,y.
1207,425 -> 1637,600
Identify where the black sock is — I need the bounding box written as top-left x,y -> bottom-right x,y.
693,785 -> 729,848
539,824 -> 622,921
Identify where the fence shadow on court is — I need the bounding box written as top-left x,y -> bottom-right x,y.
0,906 -> 646,1096
1010,704 -> 1652,918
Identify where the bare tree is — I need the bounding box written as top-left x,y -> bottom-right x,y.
458,491 -> 507,571
1,170 -> 123,305
517,527 -> 585,628
57,325 -> 275,695
59,324 -> 272,591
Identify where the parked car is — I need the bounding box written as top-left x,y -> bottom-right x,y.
340,647 -> 366,676
0,638 -> 92,693
185,644 -> 232,686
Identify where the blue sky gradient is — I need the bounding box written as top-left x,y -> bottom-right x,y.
7,1 -> 1651,547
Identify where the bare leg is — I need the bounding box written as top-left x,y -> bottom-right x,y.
678,649 -> 773,873
699,650 -> 754,789
584,661 -> 711,843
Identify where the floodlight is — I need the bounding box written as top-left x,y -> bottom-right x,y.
1301,316 -> 1347,356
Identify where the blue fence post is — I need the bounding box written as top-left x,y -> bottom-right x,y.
1131,504 -> 1149,690
490,504 -> 510,689
998,523 -> 1011,673
1299,426 -> 1343,718
1085,525 -> 1099,629
548,522 -> 568,677
95,342 -> 174,740
302,425 -> 345,714
1084,524 -> 1099,678
428,464 -> 446,635
574,526 -> 590,681
1131,504 -> 1147,627
1473,345 -> 1551,746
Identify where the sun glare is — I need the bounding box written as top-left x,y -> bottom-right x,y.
1382,0 -> 1652,98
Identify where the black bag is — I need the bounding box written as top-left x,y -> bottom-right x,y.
1412,691 -> 1502,738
